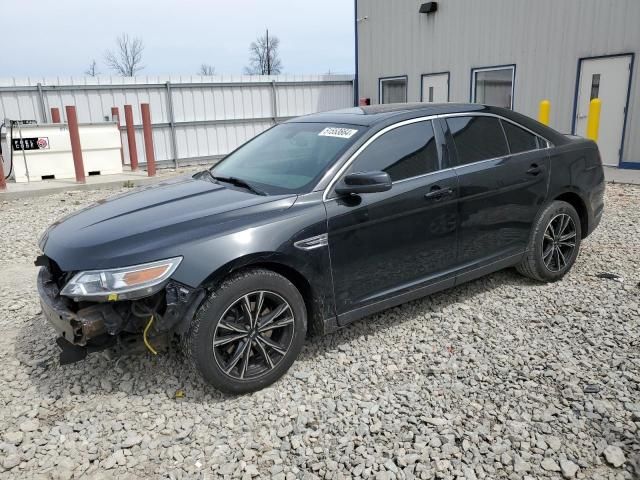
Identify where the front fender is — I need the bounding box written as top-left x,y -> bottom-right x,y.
170,193 -> 335,326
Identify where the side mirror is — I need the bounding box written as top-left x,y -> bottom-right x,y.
335,171 -> 392,195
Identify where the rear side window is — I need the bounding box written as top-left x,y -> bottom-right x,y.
501,120 -> 539,153
446,116 -> 509,166
349,120 -> 439,181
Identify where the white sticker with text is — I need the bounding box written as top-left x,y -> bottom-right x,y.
318,127 -> 358,139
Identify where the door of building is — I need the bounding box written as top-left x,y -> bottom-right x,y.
421,73 -> 449,103
574,55 -> 632,166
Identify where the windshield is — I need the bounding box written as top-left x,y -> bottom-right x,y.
211,122 -> 365,195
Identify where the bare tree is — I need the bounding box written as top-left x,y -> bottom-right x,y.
198,64 -> 215,75
85,59 -> 99,77
104,34 -> 145,77
244,29 -> 282,75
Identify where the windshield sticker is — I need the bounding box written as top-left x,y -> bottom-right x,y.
318,127 -> 358,139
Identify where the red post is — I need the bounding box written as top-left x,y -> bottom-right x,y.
111,106 -> 125,165
140,103 -> 156,177
124,105 -> 138,171
65,106 -> 86,183
0,155 -> 6,191
51,107 -> 61,123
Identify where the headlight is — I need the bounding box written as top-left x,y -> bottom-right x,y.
60,257 -> 182,301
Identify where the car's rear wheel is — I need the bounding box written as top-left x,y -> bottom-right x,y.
516,200 -> 582,282
184,268 -> 307,394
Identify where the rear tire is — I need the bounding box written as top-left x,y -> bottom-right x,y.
183,268 -> 307,394
516,200 -> 582,282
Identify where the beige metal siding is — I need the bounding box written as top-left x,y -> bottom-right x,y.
357,0 -> 640,163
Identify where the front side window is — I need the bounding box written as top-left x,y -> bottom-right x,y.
501,120 -> 539,154
447,116 -> 509,166
212,123 -> 364,194
348,120 -> 439,182
379,77 -> 407,104
472,66 -> 515,109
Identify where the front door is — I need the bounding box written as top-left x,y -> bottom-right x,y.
574,55 -> 632,166
325,119 -> 458,319
421,73 -> 449,103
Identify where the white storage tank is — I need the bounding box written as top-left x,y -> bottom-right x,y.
9,121 -> 122,182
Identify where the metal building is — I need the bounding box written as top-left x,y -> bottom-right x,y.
355,0 -> 639,169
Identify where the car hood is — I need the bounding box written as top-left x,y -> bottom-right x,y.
41,175 -> 297,271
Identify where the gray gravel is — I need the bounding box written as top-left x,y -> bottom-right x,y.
0,182 -> 638,479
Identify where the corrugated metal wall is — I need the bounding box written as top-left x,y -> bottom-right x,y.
0,75 -> 354,166
356,0 -> 639,165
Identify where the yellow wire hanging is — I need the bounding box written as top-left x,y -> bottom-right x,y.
143,315 -> 158,355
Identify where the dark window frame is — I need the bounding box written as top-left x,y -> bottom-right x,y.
420,71 -> 451,103
378,75 -> 408,104
470,64 -> 516,110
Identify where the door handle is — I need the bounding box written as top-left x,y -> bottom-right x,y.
526,164 -> 542,176
424,186 -> 453,200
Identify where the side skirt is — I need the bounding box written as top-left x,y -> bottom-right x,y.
323,252 -> 523,334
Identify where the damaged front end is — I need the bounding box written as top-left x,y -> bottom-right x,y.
36,255 -> 205,365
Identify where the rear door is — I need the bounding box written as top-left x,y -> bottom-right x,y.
442,115 -> 549,274
325,119 -> 458,319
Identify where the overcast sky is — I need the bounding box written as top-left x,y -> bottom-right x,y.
2,0 -> 355,78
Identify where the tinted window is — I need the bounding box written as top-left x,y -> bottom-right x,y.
446,116 -> 509,166
212,123 -> 364,194
502,120 -> 539,154
349,121 -> 439,181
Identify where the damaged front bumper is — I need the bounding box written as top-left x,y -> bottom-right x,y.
37,264 -> 205,364
38,267 -> 111,346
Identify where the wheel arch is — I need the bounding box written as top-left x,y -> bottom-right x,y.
200,253 -> 326,336
552,191 -> 589,238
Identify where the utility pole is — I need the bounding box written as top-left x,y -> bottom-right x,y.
266,29 -> 270,75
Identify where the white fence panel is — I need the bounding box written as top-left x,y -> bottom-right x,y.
0,75 -> 354,167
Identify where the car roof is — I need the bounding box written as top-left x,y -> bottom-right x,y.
286,102 -> 569,145
286,102 -> 487,126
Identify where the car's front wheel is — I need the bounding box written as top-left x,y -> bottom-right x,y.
184,268 -> 307,394
517,200 -> 582,282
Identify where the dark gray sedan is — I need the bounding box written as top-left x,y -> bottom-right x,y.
37,103 -> 605,393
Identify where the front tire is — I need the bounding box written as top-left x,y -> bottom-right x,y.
184,268 -> 307,394
516,200 -> 582,282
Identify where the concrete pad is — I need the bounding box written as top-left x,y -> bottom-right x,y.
604,166 -> 640,185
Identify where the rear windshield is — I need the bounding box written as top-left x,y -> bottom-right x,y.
211,122 -> 364,195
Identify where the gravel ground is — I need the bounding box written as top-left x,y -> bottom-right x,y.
0,182 -> 638,480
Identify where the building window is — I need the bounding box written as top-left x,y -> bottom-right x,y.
471,65 -> 515,109
379,76 -> 407,104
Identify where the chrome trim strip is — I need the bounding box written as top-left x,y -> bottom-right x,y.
322,111 -> 554,202
391,167 -> 455,185
436,112 -> 554,147
294,233 -> 328,251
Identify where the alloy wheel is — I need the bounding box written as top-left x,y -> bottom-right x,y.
213,290 -> 295,380
542,213 -> 577,272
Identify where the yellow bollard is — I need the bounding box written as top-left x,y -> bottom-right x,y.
586,98 -> 601,141
538,99 -> 551,126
